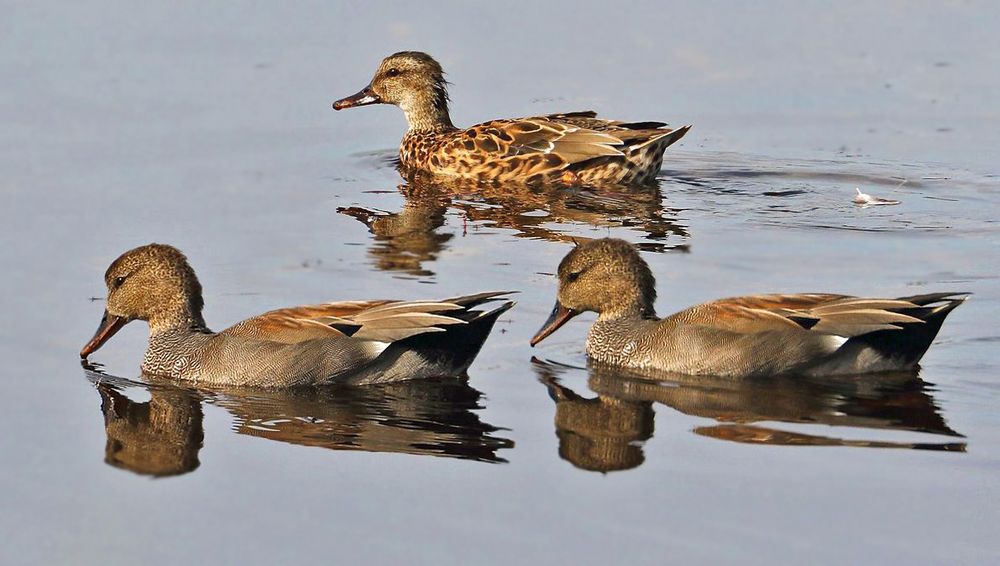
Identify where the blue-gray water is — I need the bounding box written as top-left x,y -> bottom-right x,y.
1,2 -> 998,564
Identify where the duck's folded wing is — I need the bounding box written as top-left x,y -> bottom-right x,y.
542,111 -> 670,132
456,118 -> 625,166
541,111 -> 687,152
684,294 -> 930,337
221,296 -> 515,345
343,300 -> 469,342
441,290 -> 517,310
221,300 -> 394,344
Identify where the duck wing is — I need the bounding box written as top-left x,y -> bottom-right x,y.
222,292 -> 516,345
467,117 -> 625,164
541,111 -> 689,153
542,110 -> 667,131
676,294 -> 931,337
221,301 -> 394,343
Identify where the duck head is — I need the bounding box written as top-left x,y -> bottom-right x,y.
531,238 -> 657,346
333,51 -> 454,131
81,244 -> 207,359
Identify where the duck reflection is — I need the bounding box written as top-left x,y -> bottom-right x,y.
339,178 -> 688,276
537,363 -> 655,473
88,369 -> 513,477
339,186 -> 452,277
534,359 -> 964,472
213,379 -> 512,462
97,381 -> 204,477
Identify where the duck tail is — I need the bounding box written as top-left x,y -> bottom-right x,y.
628,124 -> 692,153
847,292 -> 968,368
411,299 -> 514,361
378,296 -> 514,379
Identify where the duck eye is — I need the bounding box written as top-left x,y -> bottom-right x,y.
385,68 -> 401,77
113,275 -> 127,288
566,271 -> 582,283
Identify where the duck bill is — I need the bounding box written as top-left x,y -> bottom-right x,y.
80,311 -> 127,359
530,301 -> 579,347
332,85 -> 381,110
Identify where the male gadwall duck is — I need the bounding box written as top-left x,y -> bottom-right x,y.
333,51 -> 690,186
530,238 -> 966,378
81,244 -> 513,387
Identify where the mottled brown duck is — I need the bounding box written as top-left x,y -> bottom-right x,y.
531,238 -> 966,378
81,244 -> 513,387
333,51 -> 690,186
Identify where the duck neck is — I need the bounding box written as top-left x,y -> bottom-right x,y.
400,85 -> 455,133
148,303 -> 210,337
597,297 -> 656,323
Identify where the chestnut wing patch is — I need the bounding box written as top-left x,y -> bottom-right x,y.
688,294 -> 926,337
221,300 -> 476,345
221,301 -> 394,344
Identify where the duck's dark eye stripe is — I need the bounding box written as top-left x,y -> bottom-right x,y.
567,271 -> 582,282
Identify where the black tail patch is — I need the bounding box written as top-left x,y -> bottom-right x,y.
848,294 -> 967,367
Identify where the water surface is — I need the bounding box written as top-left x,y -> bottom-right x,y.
2,2 -> 998,564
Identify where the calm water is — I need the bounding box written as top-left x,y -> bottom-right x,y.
2,2 -> 998,564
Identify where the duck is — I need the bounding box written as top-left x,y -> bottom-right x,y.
80,244 -> 514,387
530,238 -> 966,378
332,51 -> 690,186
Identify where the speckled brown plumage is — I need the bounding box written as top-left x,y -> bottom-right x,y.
81,244 -> 514,387
333,51 -> 690,186
531,238 -> 967,378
